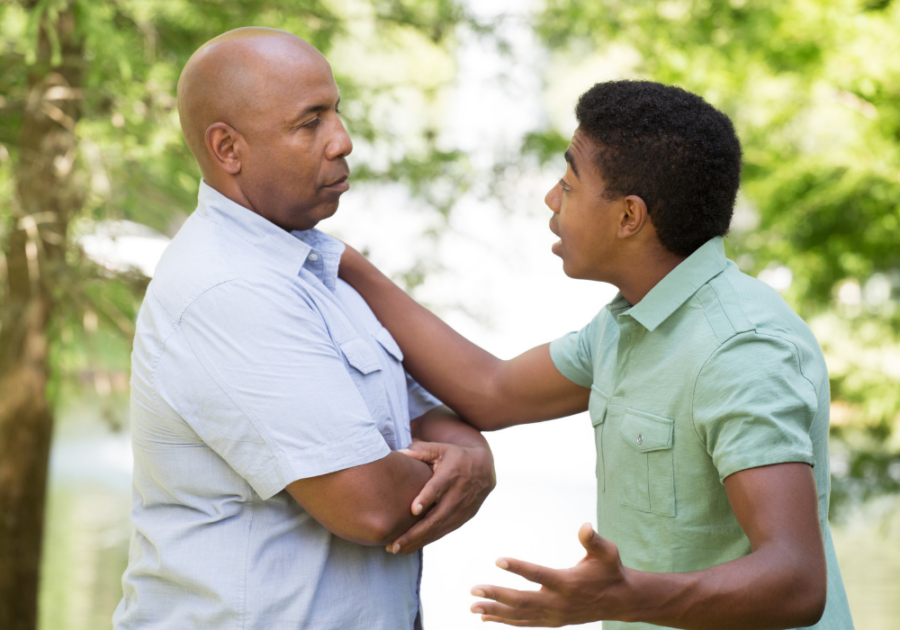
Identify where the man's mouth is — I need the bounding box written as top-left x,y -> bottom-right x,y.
323,174 -> 350,192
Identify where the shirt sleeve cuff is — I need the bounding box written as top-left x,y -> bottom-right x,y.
716,448 -> 816,484
549,336 -> 594,388
247,427 -> 391,500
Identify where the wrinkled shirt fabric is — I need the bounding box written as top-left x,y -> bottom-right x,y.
114,181 -> 440,630
550,237 -> 853,630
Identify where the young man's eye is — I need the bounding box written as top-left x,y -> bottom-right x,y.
303,118 -> 321,129
559,178 -> 572,192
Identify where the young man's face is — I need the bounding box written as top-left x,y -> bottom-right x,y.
544,129 -> 621,282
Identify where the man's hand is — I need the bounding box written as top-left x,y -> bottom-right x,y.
386,439 -> 496,554
470,523 -> 631,626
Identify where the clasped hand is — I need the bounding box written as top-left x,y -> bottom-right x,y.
387,439 -> 496,554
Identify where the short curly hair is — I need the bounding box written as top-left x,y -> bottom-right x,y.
575,81 -> 742,257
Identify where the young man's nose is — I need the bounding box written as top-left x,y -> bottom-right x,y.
544,182 -> 561,213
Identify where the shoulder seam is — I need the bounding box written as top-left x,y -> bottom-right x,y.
690,331 -> 820,448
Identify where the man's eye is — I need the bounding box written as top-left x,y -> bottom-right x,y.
559,178 -> 571,192
303,118 -> 320,129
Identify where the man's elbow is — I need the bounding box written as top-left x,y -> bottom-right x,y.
349,511 -> 409,547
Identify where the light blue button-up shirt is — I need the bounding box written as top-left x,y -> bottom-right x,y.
114,181 -> 441,630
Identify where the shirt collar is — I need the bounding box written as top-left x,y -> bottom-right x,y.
196,180 -> 344,289
607,237 -> 728,331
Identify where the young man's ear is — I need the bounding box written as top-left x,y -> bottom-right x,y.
617,195 -> 650,239
206,122 -> 243,175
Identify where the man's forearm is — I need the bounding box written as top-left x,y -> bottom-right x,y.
412,405 -> 493,450
286,451 -> 433,547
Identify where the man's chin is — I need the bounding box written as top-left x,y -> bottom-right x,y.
308,199 -> 341,225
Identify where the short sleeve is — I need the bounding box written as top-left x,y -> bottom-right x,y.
163,277 -> 390,500
692,333 -> 818,482
405,372 -> 443,421
549,312 -> 603,388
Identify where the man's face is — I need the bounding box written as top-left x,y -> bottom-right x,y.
545,129 -> 620,281
238,55 -> 352,232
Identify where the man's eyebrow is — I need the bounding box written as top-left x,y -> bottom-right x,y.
292,96 -> 341,122
564,149 -> 580,179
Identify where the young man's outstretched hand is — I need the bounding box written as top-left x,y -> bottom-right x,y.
467,463 -> 828,630
471,523 -> 629,627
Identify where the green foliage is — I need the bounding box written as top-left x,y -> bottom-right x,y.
535,0 -> 900,512
0,0 -> 474,402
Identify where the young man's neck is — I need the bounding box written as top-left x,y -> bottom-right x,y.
615,244 -> 686,306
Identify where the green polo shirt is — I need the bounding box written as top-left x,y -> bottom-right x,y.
550,237 -> 853,630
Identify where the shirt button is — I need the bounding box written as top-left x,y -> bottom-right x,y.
308,252 -> 319,261
636,434 -> 643,445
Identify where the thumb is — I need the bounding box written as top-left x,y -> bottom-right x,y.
399,440 -> 446,464
578,522 -> 615,560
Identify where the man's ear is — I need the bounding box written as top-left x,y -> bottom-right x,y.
205,122 -> 243,175
617,195 -> 650,239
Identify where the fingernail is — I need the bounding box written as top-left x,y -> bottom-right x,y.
413,504 -> 422,515
471,606 -> 484,614
496,558 -> 509,569
471,588 -> 485,597
392,543 -> 400,554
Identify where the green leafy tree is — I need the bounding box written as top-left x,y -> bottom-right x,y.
533,0 -> 900,512
0,1 -> 476,627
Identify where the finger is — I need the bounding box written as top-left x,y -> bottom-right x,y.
471,585 -> 546,610
398,440 -> 445,464
391,500 -> 461,553
407,469 -> 452,516
469,604 -> 545,621
577,522 -> 618,561
470,602 -> 545,622
494,558 -> 562,589
479,616 -> 549,627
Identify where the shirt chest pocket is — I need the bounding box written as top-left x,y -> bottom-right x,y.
617,408 -> 676,517
338,337 -> 398,448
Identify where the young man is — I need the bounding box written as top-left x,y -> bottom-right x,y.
338,81 -> 854,629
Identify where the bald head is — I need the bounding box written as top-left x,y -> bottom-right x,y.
177,28 -> 328,178
175,27 -> 352,232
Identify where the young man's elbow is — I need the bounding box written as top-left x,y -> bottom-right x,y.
787,569 -> 827,627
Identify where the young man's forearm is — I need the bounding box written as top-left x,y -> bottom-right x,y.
342,258 -> 505,423
622,545 -> 825,629
341,254 -> 590,428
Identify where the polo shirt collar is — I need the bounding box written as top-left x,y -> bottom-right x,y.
610,237 -> 728,332
196,180 -> 344,290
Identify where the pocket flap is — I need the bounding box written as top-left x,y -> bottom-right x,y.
374,327 -> 404,362
620,409 -> 673,452
589,386 -> 609,427
340,338 -> 382,375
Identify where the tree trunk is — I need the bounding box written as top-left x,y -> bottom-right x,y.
0,5 -> 82,629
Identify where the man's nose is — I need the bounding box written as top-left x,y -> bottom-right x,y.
545,182 -> 561,213
327,119 -> 353,160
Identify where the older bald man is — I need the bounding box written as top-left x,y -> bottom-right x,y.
113,28 -> 494,630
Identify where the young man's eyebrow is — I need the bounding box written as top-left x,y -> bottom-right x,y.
564,149 -> 580,179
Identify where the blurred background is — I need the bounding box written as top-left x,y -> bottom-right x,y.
1,0 -> 899,628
